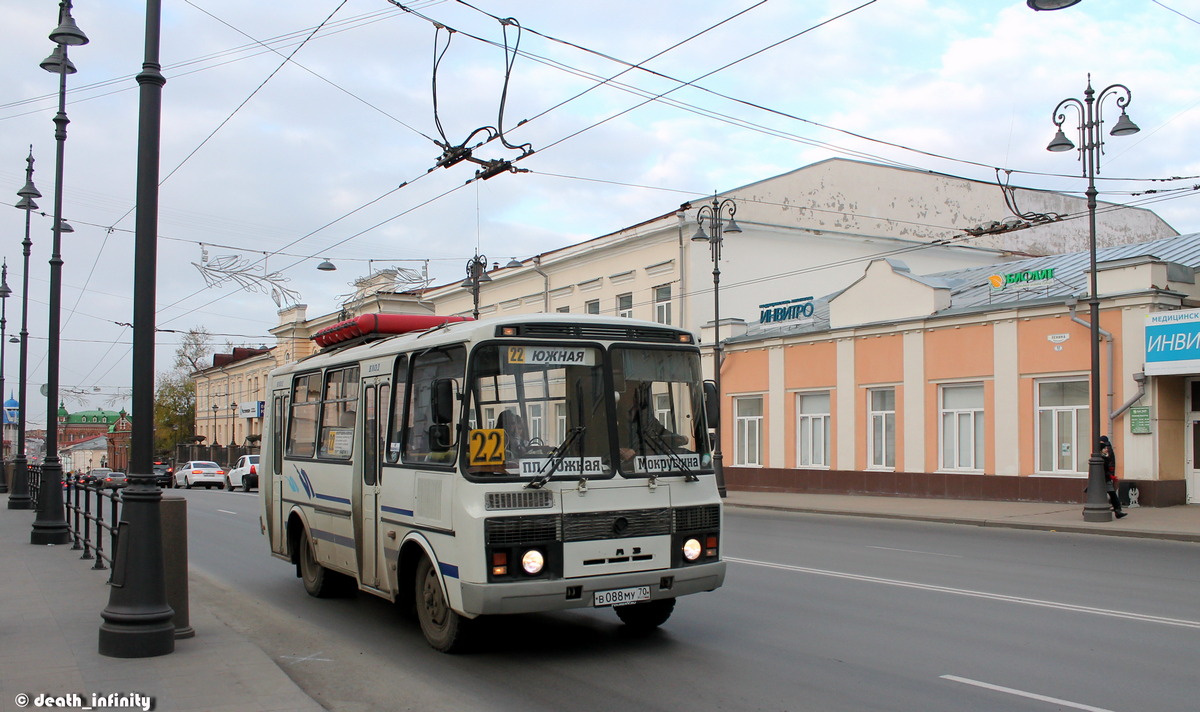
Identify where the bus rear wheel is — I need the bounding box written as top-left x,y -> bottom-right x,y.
299,533 -> 339,598
415,556 -> 471,652
614,597 -> 675,630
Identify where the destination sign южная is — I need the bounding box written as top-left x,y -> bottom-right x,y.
506,346 -> 596,366
519,457 -> 605,475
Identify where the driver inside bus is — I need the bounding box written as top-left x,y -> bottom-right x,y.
615,380 -> 688,463
495,409 -> 528,461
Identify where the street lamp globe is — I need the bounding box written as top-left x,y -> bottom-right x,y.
1027,0 -> 1084,9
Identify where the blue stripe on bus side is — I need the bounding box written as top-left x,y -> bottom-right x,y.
439,562 -> 459,579
380,504 -> 414,516
314,493 -> 352,505
311,527 -> 356,549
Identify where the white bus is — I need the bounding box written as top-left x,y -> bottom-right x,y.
260,312 -> 726,651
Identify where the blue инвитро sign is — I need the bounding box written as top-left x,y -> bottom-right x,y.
1145,309 -> 1200,375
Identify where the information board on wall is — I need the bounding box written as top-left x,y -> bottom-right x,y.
1129,406 -> 1152,435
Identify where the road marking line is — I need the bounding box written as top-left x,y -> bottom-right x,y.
940,675 -> 1113,712
217,509 -> 237,515
280,652 -> 332,665
866,546 -> 962,557
727,556 -> 1200,630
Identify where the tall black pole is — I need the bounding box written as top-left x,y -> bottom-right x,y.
9,150 -> 38,510
0,261 -> 10,493
31,17 -> 76,546
99,0 -> 174,657
692,197 -> 740,498
1047,77 -> 1138,522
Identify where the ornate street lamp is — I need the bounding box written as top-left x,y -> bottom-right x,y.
690,196 -> 742,498
8,149 -> 39,510
229,401 -> 238,448
1045,76 -> 1139,522
99,0 -> 175,658
31,0 -> 87,546
461,254 -> 491,320
0,261 -> 10,492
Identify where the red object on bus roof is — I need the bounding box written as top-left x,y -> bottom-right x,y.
312,313 -> 472,348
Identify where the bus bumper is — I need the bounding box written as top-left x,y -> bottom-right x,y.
457,560 -> 726,616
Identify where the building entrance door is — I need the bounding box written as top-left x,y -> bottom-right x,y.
1187,380 -> 1200,504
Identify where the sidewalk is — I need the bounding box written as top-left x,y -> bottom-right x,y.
0,507 -> 323,712
725,490 -> 1200,542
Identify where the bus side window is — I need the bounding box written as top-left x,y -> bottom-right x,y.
387,355 -> 408,463
404,346 -> 465,465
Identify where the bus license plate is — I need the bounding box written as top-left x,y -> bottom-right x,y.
593,586 -> 651,607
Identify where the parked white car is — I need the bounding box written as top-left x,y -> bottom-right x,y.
225,455 -> 259,492
175,460 -> 225,489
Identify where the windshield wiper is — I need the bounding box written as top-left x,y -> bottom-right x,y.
526,425 -> 585,489
642,427 -> 699,482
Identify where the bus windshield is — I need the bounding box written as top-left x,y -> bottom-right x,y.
611,346 -> 711,477
464,343 -> 611,480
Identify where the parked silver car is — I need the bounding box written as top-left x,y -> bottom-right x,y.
174,460 -> 225,489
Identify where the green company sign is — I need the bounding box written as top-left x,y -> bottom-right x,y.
1128,406 -> 1152,434
988,267 -> 1055,290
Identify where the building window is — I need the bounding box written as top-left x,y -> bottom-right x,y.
940,384 -> 984,471
868,388 -> 896,469
556,306 -> 570,313
654,285 -> 672,325
1037,379 -> 1089,474
617,293 -> 633,319
734,396 -> 763,466
796,391 -> 830,468
585,299 -> 600,315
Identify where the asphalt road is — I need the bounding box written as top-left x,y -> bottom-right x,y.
176,488 -> 1200,712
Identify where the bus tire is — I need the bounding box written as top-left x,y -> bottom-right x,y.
415,556 -> 471,652
299,532 -> 339,598
614,597 -> 675,630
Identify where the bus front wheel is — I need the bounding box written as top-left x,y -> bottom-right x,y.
299,533 -> 339,598
614,597 -> 675,630
415,556 -> 471,652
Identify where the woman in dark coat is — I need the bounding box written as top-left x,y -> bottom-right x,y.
1099,435 -> 1127,519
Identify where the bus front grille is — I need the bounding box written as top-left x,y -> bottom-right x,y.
562,508 -> 672,541
674,504 -> 720,532
485,490 -> 554,511
485,515 -> 560,545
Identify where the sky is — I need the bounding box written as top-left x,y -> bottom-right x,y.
1,0 -> 1199,429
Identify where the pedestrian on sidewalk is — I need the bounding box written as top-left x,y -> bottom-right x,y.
1099,435 -> 1127,519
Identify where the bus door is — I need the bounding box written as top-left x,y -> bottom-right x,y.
269,389 -> 289,557
357,376 -> 390,588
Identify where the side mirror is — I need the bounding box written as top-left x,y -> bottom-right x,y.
432,378 -> 455,425
703,380 -> 720,429
428,424 -> 452,452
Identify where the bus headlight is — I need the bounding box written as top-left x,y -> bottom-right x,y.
682,538 -> 702,561
521,549 -> 545,575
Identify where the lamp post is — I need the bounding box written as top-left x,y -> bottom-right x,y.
31,0 -> 87,546
229,401 -> 237,448
1027,0 -> 1084,9
0,261 -> 10,492
461,254 -> 491,319
99,0 -> 175,657
9,150 -> 39,510
690,196 -> 742,498
211,403 -> 219,447
1045,76 -> 1139,522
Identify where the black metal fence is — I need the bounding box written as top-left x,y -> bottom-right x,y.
172,443 -> 258,470
27,464 -> 124,576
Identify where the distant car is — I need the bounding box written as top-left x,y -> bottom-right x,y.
100,471 -> 127,489
83,467 -> 112,487
174,460 -> 225,489
152,461 -> 174,488
225,455 -> 259,492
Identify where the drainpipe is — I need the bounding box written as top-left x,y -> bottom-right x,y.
532,256 -> 550,312
1067,298 -> 1115,434
1111,371 -> 1147,420
677,207 -> 689,327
